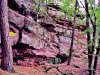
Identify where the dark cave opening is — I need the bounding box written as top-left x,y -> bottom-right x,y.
48,54 -> 68,64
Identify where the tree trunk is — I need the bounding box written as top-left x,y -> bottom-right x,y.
67,0 -> 78,65
0,0 -> 14,72
93,38 -> 100,75
84,0 -> 92,75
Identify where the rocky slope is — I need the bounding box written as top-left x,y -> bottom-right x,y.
0,0 -> 87,67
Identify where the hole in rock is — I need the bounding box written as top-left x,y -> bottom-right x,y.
48,54 -> 68,64
12,43 -> 29,49
13,56 -> 24,62
8,0 -> 20,11
41,23 -> 55,32
12,43 -> 37,50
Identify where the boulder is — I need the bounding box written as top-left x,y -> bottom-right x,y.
58,36 -> 71,43
21,30 -> 46,49
32,47 -> 59,58
8,9 -> 25,28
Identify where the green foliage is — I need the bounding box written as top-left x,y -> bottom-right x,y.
82,0 -> 100,35
47,0 -> 54,4
94,7 -> 100,33
29,2 -> 47,16
89,0 -> 100,33
82,28 -> 93,35
36,0 -> 54,4
36,0 -> 45,3
75,20 -> 86,26
56,13 -> 65,20
60,0 -> 75,17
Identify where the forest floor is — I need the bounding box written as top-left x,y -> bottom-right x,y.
0,61 -> 100,75
0,47 -> 100,75
0,64 -> 87,75
0,46 -> 100,75
0,48 -> 92,75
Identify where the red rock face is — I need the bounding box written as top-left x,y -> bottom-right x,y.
8,9 -> 25,28
0,0 -> 87,67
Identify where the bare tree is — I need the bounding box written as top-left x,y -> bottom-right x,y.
0,0 -> 14,72
84,0 -> 93,75
67,0 -> 78,65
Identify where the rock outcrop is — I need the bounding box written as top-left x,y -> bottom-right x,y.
0,0 -> 87,66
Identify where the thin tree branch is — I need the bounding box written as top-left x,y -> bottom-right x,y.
67,0 -> 78,65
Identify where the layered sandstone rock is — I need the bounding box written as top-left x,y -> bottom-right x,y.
0,0 -> 87,66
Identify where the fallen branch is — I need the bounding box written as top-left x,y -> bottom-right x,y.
45,66 -> 66,75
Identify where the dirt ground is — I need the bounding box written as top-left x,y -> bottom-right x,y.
0,65 -> 86,75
